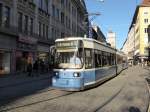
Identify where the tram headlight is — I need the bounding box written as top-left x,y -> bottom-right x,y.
54,72 -> 59,77
73,72 -> 80,77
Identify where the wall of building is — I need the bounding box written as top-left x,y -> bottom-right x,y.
139,7 -> 150,56
107,31 -> 116,48
0,0 -> 88,75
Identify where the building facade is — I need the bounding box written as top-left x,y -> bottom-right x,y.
121,27 -> 135,60
123,0 -> 150,63
49,0 -> 88,40
107,30 -> 116,48
92,25 -> 106,43
0,0 -> 88,75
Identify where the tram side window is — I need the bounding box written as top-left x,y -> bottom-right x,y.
111,54 -> 115,65
107,53 -> 111,66
94,50 -> 99,68
117,55 -> 122,64
98,51 -> 102,67
113,54 -> 116,65
102,51 -> 106,66
102,52 -> 111,66
85,49 -> 93,69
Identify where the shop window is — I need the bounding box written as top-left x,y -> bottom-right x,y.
38,0 -> 42,9
39,22 -> 41,36
43,24 -> 45,38
61,12 -> 64,24
0,52 -> 10,75
0,3 -> 2,26
52,5 -> 55,17
29,18 -> 33,35
56,8 -> 59,20
18,12 -> 23,32
24,15 -> 28,33
4,6 -> 10,28
46,25 -> 49,39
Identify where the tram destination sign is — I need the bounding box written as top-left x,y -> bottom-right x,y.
56,40 -> 78,48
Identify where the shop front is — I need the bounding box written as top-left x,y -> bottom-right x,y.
0,50 -> 11,75
0,33 -> 16,76
37,44 -> 50,72
37,44 -> 50,62
16,51 -> 35,72
16,35 -> 37,73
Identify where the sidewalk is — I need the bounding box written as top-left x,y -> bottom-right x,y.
0,71 -> 53,89
0,71 -> 53,106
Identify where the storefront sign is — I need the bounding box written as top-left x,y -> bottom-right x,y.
18,34 -> 37,44
17,42 -> 36,51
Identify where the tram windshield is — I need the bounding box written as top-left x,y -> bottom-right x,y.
54,40 -> 83,69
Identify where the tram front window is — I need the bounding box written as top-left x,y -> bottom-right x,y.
55,49 -> 83,69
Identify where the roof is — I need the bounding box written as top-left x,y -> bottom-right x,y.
55,37 -> 116,50
142,0 -> 150,5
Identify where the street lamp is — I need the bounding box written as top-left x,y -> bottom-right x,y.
83,12 -> 101,38
84,12 -> 101,22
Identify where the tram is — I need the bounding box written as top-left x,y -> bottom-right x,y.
52,37 -> 127,91
116,51 -> 128,74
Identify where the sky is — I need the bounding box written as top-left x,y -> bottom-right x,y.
85,0 -> 142,49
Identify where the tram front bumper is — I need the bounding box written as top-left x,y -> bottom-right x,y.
52,78 -> 84,91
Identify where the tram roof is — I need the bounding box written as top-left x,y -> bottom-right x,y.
55,37 -> 116,51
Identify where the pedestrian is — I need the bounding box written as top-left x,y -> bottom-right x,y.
33,60 -> 39,77
27,62 -> 33,77
40,60 -> 44,73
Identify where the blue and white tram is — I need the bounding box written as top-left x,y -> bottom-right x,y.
116,51 -> 128,74
52,37 -> 118,91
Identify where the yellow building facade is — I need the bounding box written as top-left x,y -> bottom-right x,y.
130,4 -> 150,61
139,7 -> 149,55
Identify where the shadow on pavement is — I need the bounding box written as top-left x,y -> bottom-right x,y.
0,73 -> 52,110
129,106 -> 141,112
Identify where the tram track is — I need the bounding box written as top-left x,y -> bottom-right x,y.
0,89 -> 76,112
91,83 -> 126,112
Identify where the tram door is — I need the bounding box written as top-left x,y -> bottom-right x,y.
84,49 -> 95,85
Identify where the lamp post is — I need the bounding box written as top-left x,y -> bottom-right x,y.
84,0 -> 104,38
83,12 -> 101,38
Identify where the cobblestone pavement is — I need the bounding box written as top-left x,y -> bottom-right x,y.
0,66 -> 149,112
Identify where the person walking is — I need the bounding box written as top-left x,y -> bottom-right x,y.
33,60 -> 39,77
27,62 -> 33,77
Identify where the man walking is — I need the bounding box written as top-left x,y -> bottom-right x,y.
27,62 -> 33,77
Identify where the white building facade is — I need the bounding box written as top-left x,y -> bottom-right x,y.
107,31 -> 116,48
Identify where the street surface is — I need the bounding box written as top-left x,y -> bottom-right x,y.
0,66 -> 149,112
